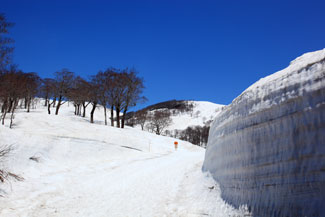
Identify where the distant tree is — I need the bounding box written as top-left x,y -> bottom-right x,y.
76,77 -> 92,117
88,76 -> 101,123
146,110 -> 172,135
0,13 -> 14,71
92,71 -> 112,125
40,78 -> 57,114
40,78 -> 54,107
120,68 -> 146,128
67,76 -> 92,117
53,69 -> 75,115
0,67 -> 27,128
134,110 -> 148,130
111,71 -> 127,128
22,72 -> 40,112
179,125 -> 210,147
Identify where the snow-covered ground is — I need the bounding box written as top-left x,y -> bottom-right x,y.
166,101 -> 224,131
0,103 -> 247,217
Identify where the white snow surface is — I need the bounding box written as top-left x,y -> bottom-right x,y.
167,101 -> 224,131
246,48 -> 325,92
0,103 -> 246,217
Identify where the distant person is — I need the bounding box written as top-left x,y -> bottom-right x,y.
174,141 -> 178,151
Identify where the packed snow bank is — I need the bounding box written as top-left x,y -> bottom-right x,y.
203,49 -> 325,216
0,102 -> 246,216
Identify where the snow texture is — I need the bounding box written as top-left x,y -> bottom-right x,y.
203,49 -> 325,216
166,101 -> 224,131
0,102 -> 246,216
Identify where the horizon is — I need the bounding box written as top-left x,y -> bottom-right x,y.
2,0 -> 325,109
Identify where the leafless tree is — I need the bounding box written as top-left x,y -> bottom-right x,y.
67,76 -> 91,116
21,72 -> 40,112
53,69 -> 75,115
120,68 -> 146,128
40,78 -> 58,114
0,67 -> 26,128
146,110 -> 172,135
88,77 -> 102,124
134,110 -> 148,130
40,78 -> 56,108
0,13 -> 14,71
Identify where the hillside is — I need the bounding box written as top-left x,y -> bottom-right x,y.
127,100 -> 224,147
0,102 -> 246,217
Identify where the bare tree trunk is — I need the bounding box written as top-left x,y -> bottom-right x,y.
48,102 -> 52,114
1,110 -> 7,125
27,97 -> 31,113
53,97 -> 56,107
55,96 -> 62,115
110,105 -> 114,127
116,106 -> 120,128
9,104 -> 16,129
104,106 -> 107,125
90,103 -> 97,123
7,99 -> 13,113
82,103 -> 86,117
24,97 -> 28,109
44,96 -> 48,106
121,108 -> 127,128
78,105 -> 81,116
74,104 -> 77,115
1,99 -> 7,113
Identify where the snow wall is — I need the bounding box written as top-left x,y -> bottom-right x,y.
203,49 -> 325,217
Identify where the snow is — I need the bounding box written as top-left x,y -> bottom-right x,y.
0,102 -> 246,216
203,49 -> 325,216
166,101 -> 224,131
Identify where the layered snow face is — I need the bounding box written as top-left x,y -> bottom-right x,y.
203,49 -> 325,216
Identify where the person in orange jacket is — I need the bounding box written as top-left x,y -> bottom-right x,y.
174,141 -> 178,150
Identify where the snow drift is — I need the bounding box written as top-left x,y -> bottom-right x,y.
203,49 -> 325,216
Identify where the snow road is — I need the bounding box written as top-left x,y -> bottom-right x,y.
0,103 -> 247,217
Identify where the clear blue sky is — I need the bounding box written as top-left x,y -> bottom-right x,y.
2,0 -> 325,108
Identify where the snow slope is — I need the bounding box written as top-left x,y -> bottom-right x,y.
166,101 -> 224,131
203,49 -> 325,216
0,103 -> 246,217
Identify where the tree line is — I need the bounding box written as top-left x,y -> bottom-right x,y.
0,13 -> 146,129
0,67 -> 146,129
127,106 -> 211,147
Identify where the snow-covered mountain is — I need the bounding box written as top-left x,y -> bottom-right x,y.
0,102 -> 247,216
166,101 -> 224,131
203,48 -> 325,216
130,100 -> 224,132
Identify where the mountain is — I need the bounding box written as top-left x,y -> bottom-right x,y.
127,100 -> 224,146
203,48 -> 325,216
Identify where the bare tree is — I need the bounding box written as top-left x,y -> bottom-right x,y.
67,76 -> 91,116
92,71 -> 112,125
40,78 -> 57,115
88,77 -> 101,123
53,69 -> 75,115
147,110 -> 172,135
134,110 -> 148,130
0,67 -> 26,128
22,72 -> 40,112
0,13 -> 14,71
120,69 -> 146,128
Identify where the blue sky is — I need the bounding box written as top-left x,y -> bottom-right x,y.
2,0 -> 325,109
